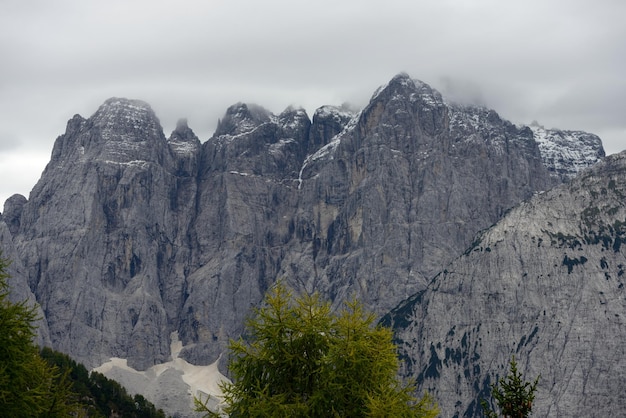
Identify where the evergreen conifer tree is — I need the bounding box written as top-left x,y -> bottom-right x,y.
481,356 -> 539,418
196,283 -> 438,417
0,253 -> 78,417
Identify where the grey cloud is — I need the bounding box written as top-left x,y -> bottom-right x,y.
436,77 -> 487,107
541,82 -> 626,129
0,137 -> 19,152
1,0 -> 625,204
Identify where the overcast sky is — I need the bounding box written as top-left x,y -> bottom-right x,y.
1,0 -> 625,206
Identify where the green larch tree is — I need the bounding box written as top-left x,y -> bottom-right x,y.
0,253 -> 78,417
196,283 -> 438,417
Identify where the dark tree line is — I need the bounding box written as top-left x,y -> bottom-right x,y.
0,252 -> 167,417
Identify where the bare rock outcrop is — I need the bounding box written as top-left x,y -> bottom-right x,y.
386,151 -> 626,417
12,98 -> 188,369
530,123 -> 605,180
1,74 -> 605,382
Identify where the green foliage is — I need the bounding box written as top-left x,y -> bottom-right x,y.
481,356 -> 539,418
0,252 -> 166,417
0,253 -> 78,417
197,283 -> 438,417
41,347 -> 167,418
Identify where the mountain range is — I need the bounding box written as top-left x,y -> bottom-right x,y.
1,73 -> 619,417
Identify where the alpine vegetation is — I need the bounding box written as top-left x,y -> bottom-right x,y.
195,283 -> 438,417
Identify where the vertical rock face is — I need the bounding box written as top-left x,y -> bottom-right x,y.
286,74 -> 555,312
386,151 -> 626,417
3,194 -> 27,236
12,98 -> 191,370
308,105 -> 355,150
0,219 -> 50,346
1,73 -> 606,380
178,103 -> 313,364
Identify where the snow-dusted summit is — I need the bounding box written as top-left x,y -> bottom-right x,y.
530,123 -> 605,180
1,72 -> 613,417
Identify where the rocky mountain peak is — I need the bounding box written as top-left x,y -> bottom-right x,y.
371,72 -> 445,109
277,106 -> 309,129
309,105 -> 355,150
312,105 -> 355,122
167,118 -> 200,155
174,118 -> 194,136
275,106 -> 311,144
530,124 -> 605,180
48,97 -> 167,169
446,103 -> 536,159
91,97 -> 163,143
355,73 -> 448,141
367,75 -> 604,181
65,114 -> 88,135
214,102 -> 273,137
2,73 -> 614,416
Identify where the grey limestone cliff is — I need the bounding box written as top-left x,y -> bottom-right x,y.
285,75 -> 556,310
1,73 -> 605,383
386,151 -> 626,417
0,207 -> 50,346
11,98 -> 194,369
3,194 -> 27,237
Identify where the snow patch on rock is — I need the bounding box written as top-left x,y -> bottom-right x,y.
530,125 -> 605,179
168,138 -> 199,155
93,331 -> 228,418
